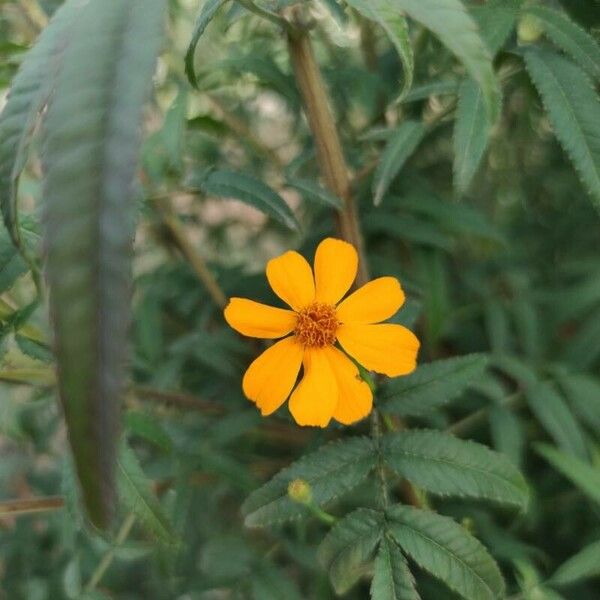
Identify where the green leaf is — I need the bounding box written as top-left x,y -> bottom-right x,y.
383,430 -> 528,509
371,536 -> 420,600
550,538 -> 600,587
318,508 -> 383,595
381,354 -> 489,416
117,442 -> 177,544
387,505 -> 505,600
489,405 -> 525,467
523,5 -> 600,83
373,121 -> 426,205
524,48 -> 600,210
453,77 -> 493,194
558,372 -> 600,435
242,437 -> 377,527
195,170 -> 299,230
395,0 -> 499,121
470,0 -> 519,56
344,0 -> 414,97
42,0 -> 166,528
0,0 -> 81,250
535,443 -> 600,506
286,177 -> 343,209
185,0 -> 229,89
125,410 -> 173,453
525,382 -> 588,459
250,565 -> 303,600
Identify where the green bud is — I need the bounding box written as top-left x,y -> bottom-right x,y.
287,479 -> 312,504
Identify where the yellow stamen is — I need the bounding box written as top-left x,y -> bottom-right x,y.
294,302 -> 339,348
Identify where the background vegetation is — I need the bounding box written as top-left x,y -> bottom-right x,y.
0,0 -> 600,598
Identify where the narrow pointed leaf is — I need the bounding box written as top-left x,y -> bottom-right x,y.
373,121 -> 426,205
242,437 -> 377,527
185,0 -> 229,88
470,0 -> 519,56
196,170 -> 299,230
383,430 -> 528,508
286,177 -> 343,209
387,505 -> 505,600
318,508 -> 384,595
371,536 -> 421,600
523,5 -> 600,82
381,354 -> 489,416
550,539 -> 600,586
344,0 -> 414,97
524,48 -> 600,210
42,0 -> 166,527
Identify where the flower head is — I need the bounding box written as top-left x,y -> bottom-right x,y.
224,238 -> 420,427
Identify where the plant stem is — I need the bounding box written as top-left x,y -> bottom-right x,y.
84,513 -> 136,593
0,496 -> 64,516
371,410 -> 390,509
154,199 -> 228,309
287,23 -> 368,285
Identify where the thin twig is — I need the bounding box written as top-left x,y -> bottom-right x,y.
0,496 -> 64,516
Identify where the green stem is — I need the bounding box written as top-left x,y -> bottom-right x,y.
235,0 -> 290,30
371,409 -> 390,509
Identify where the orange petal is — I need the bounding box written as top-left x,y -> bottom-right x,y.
288,347 -> 337,427
224,298 -> 297,338
337,277 -> 405,324
314,238 -> 358,304
243,336 -> 303,415
324,346 -> 373,425
337,323 -> 419,377
266,250 -> 315,311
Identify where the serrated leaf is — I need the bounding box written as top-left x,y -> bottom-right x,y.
250,564 -> 304,600
0,0 -> 83,251
525,382 -> 588,459
470,0 -> 519,56
535,443 -> 600,506
196,170 -> 299,230
185,0 -> 229,89
453,77 -> 493,194
402,79 -> 459,103
318,508 -> 384,595
383,430 -> 528,509
381,354 -> 489,416
286,177 -> 343,209
42,0 -> 166,528
373,121 -> 426,205
344,0 -> 413,97
371,536 -> 420,600
117,442 -> 176,545
394,0 -> 499,121
387,505 -> 505,600
523,5 -> 600,83
550,538 -> 600,587
524,48 -> 600,210
489,405 -> 525,467
242,437 -> 377,527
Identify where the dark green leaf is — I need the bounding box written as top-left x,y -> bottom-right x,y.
387,505 -> 505,600
286,177 -> 343,209
42,0 -> 166,527
470,0 -> 519,56
371,536 -> 420,600
383,430 -> 528,508
318,508 -> 384,595
381,354 -> 489,416
242,437 -> 377,527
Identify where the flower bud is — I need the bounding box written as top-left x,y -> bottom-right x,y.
287,479 -> 312,504
517,15 -> 543,44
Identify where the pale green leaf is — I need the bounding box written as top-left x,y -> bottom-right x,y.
387,505 -> 505,600
395,0 -> 499,121
523,5 -> 600,83
535,443 -> 600,506
550,538 -> 600,587
344,0 -> 413,97
381,354 -> 489,416
383,430 -> 528,508
524,48 -> 600,210
373,121 -> 426,205
117,442 -> 177,545
242,437 -> 377,527
185,0 -> 229,88
42,0 -> 166,527
525,382 -> 588,459
196,170 -> 299,230
453,77 -> 493,194
371,536 -> 420,600
318,508 -> 383,595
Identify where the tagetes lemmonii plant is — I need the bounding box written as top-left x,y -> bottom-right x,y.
224,238 -> 420,427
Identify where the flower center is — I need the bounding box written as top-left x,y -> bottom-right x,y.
295,302 -> 339,348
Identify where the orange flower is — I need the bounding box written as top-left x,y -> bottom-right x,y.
224,238 -> 420,427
